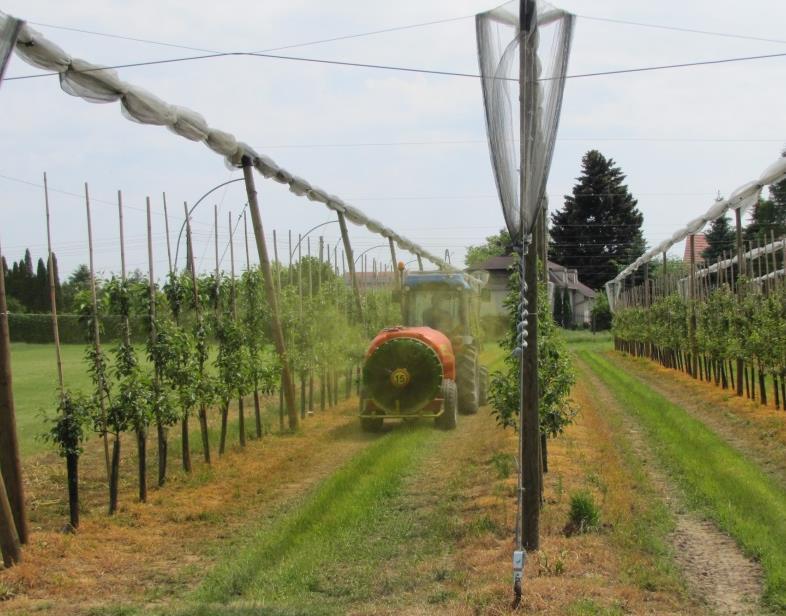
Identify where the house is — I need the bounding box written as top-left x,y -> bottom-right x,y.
682,233 -> 708,264
466,255 -> 596,329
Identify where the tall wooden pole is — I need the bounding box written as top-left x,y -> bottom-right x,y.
241,157 -> 297,429
519,0 -> 540,558
44,173 -> 65,394
337,211 -> 363,319
184,203 -> 211,464
85,184 -> 111,482
146,199 -> 167,488
229,211 -> 246,446
417,254 -> 424,271
0,236 -> 27,546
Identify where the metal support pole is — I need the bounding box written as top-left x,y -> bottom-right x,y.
241,157 -> 298,429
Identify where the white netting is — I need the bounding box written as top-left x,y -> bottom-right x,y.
0,12 -> 22,85
476,0 -> 574,241
1,14 -> 458,273
605,151 -> 786,309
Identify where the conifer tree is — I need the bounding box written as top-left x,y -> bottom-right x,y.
550,150 -> 644,289
703,213 -> 735,263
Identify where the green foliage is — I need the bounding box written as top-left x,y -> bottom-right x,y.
590,292 -> 612,331
464,229 -> 512,268
488,257 -> 577,439
567,491 -> 601,534
41,390 -> 94,457
550,150 -> 645,290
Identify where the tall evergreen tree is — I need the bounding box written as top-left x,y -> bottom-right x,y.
744,197 -> 786,242
702,213 -> 735,263
562,288 -> 573,328
35,258 -> 48,312
549,150 -> 644,289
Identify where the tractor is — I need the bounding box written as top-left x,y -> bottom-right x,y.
360,271 -> 489,431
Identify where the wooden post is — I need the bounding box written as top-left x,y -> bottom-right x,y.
417,254 -> 424,271
388,238 -> 399,289
146,199 -> 168,488
689,234 -> 698,378
228,211 -> 246,446
0,470 -> 21,567
241,157 -> 297,430
44,174 -> 65,395
0,236 -> 27,546
85,184 -> 111,482
735,209 -> 744,396
273,229 -> 280,290
337,211 -> 363,319
244,212 -> 263,439
184,203 -> 211,464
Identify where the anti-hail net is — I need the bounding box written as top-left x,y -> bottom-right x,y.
0,11 -> 456,273
605,152 -> 786,311
476,1 -> 574,242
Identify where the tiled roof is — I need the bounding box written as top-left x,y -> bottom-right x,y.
683,234 -> 709,263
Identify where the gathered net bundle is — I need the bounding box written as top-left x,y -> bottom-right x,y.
605,153 -> 786,312
0,11 -> 454,272
476,0 -> 574,243
0,12 -> 21,84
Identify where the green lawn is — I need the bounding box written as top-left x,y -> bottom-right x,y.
580,349 -> 786,611
8,343 -> 95,456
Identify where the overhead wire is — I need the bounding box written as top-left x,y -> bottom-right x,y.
5,47 -> 786,83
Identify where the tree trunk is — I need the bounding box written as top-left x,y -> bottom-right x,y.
254,388 -> 262,438
238,397 -> 246,447
759,366 -> 767,406
219,402 -> 229,455
136,429 -> 147,503
320,370 -> 326,411
300,372 -> 306,419
199,404 -> 211,463
66,452 -> 79,529
181,412 -> 192,473
157,422 -> 167,487
540,433 -> 548,474
109,437 -> 120,515
326,371 -> 333,409
308,374 -> 314,414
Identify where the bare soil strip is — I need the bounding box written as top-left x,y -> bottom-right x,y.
577,353 -> 765,615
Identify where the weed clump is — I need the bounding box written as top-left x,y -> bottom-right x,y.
564,490 -> 600,536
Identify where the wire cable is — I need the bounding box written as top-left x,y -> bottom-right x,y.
6,48 -> 786,83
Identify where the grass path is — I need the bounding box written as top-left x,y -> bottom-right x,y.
579,348 -> 786,611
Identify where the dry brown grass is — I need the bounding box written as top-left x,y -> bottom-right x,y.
1,363 -> 702,614
0,400 -> 371,614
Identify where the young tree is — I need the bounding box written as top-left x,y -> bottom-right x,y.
550,150 -> 644,289
464,229 -> 512,268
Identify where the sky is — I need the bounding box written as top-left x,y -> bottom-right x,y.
1,0 -> 786,285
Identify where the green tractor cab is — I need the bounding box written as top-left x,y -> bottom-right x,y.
400,272 -> 488,415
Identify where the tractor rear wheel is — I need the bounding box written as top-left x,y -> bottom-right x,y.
435,379 -> 458,430
478,366 -> 489,406
457,350 -> 479,415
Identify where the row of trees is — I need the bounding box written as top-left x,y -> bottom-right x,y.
613,283 -> 786,409
41,244 -> 396,529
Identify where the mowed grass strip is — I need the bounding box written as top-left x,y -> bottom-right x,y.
192,424 -> 438,612
580,350 -> 786,610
